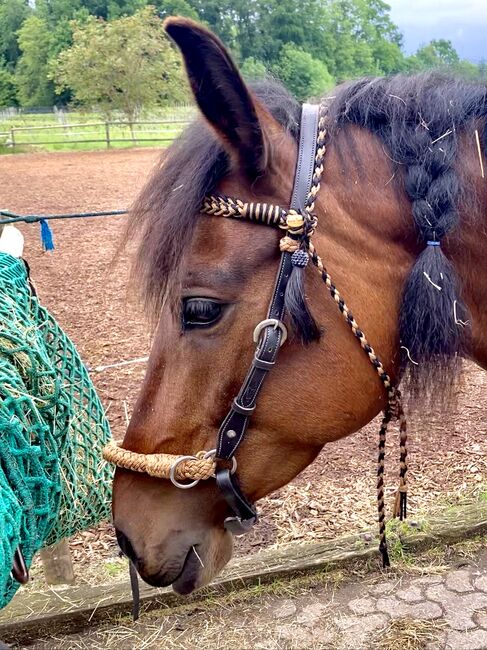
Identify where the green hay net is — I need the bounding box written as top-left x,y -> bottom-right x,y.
0,253 -> 112,608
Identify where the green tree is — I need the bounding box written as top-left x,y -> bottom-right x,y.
6,0 -> 480,112
16,16 -> 55,106
0,59 -> 17,106
52,7 -> 189,125
35,0 -> 82,25
478,59 -> 487,80
107,0 -> 147,19
187,0 -> 244,56
0,0 -> 30,68
257,0 -> 326,63
273,43 -> 334,100
241,57 -> 267,81
407,39 -> 480,78
414,39 -> 460,69
453,59 -> 481,80
154,0 -> 199,20
321,0 -> 376,79
355,0 -> 406,73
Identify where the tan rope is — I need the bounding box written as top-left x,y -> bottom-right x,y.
103,440 -> 215,481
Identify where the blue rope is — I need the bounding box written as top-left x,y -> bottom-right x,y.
0,209 -> 129,252
0,209 -> 128,226
40,219 -> 54,251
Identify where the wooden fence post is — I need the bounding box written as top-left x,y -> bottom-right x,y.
39,539 -> 75,586
9,128 -> 15,149
105,122 -> 110,149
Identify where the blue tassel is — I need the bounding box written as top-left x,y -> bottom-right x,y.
40,219 -> 54,251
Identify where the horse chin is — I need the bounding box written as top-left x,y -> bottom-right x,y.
137,531 -> 234,595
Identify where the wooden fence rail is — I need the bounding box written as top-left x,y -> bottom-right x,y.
1,119 -> 191,150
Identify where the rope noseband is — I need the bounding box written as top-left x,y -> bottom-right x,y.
103,103 -> 408,566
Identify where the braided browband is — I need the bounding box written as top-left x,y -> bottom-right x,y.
201,195 -> 310,238
200,101 -> 326,248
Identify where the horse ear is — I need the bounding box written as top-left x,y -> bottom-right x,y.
164,17 -> 267,178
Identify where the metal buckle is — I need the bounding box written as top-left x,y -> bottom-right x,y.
224,515 -> 258,536
252,318 -> 288,347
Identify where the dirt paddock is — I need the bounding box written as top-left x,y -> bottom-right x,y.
1,147 -> 486,570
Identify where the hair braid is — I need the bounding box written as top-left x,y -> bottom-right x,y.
329,73 -> 475,399
399,117 -> 468,396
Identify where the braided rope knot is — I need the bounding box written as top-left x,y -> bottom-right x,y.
280,208 -> 317,255
303,213 -> 318,238
291,249 -> 309,268
279,235 -> 300,253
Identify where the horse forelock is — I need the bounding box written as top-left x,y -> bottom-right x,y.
125,79 -> 300,324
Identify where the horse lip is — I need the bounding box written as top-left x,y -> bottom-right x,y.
137,546 -> 202,593
171,546 -> 202,595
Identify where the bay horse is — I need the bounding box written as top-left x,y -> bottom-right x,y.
109,17 -> 487,595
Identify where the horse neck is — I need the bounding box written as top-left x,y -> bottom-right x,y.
308,126 -> 416,387
449,135 -> 487,368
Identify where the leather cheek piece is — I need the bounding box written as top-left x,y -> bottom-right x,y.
213,104 -> 320,530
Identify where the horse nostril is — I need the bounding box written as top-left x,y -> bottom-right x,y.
116,528 -> 137,563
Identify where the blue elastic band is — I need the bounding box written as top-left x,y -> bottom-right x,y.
426,240 -> 440,247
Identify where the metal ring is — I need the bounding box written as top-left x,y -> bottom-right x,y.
252,318 -> 288,347
204,449 -> 238,475
169,455 -> 200,489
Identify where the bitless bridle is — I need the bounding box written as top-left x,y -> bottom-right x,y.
104,103 -> 408,567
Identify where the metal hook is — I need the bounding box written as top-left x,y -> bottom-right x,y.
11,547 -> 29,585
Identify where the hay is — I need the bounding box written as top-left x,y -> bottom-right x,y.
374,618 -> 447,650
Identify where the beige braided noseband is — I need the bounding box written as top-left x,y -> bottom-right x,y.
103,443 -> 238,489
103,103 -> 407,565
103,442 -> 216,481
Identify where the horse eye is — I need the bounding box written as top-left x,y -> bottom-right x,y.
182,298 -> 225,330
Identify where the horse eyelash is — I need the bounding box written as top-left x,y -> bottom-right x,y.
183,299 -> 219,318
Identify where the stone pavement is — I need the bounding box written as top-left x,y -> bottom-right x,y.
25,547 -> 487,649
268,558 -> 487,649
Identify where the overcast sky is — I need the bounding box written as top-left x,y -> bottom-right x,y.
388,0 -> 487,62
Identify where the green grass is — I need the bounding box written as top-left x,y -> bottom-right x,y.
0,106 -> 196,153
104,559 -> 126,578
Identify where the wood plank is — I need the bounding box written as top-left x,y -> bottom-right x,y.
1,501 -> 486,643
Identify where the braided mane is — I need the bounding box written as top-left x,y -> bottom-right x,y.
329,73 -> 487,395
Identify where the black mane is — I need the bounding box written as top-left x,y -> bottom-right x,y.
329,73 -> 487,394
129,72 -> 487,397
